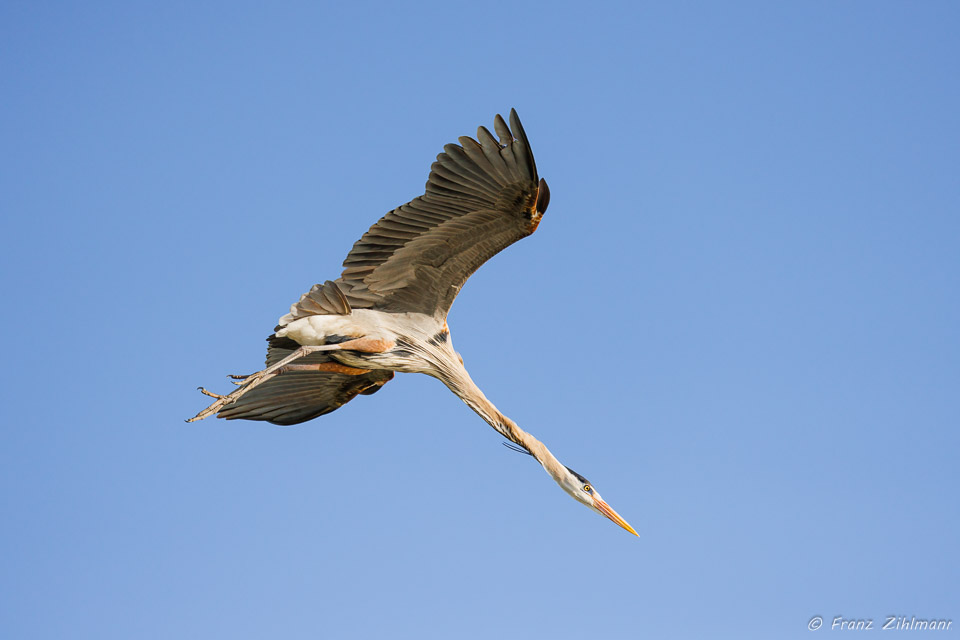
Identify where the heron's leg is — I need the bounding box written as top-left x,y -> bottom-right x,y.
188,344 -> 340,422
330,337 -> 395,353
280,362 -> 372,375
187,337 -> 395,422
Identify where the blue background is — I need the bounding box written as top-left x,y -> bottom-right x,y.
2,2 -> 957,638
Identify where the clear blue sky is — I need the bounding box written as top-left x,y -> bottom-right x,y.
2,2 -> 957,638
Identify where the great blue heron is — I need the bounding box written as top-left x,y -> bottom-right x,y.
189,109 -> 637,536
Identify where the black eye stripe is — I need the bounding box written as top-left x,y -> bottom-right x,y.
565,466 -> 590,485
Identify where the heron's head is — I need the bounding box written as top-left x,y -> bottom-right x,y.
556,465 -> 638,536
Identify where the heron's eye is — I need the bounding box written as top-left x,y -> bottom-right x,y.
583,484 -> 592,493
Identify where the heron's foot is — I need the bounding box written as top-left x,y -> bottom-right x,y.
228,373 -> 251,385
187,370 -> 270,422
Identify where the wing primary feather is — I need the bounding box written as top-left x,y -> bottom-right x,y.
493,113 -> 512,145
457,136 -> 503,186
509,109 -> 537,179
438,145 -> 503,191
431,162 -> 499,197
428,172 -> 492,202
476,126 -> 511,182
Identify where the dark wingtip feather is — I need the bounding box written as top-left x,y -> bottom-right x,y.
508,108 -> 537,180
493,114 -> 511,145
476,125 -> 497,146
508,109 -> 526,144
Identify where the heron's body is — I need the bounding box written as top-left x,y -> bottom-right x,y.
189,110 -> 637,536
277,309 -> 440,374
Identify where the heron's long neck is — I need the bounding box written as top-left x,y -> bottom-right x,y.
438,362 -> 567,480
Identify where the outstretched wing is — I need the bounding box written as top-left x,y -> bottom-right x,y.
336,109 -> 550,318
216,337 -> 393,426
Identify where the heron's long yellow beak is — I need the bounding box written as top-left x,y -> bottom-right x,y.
594,497 -> 639,536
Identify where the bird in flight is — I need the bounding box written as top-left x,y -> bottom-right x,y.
189,109 -> 637,536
